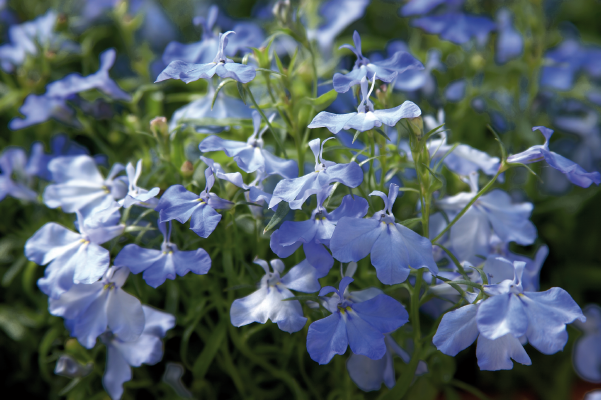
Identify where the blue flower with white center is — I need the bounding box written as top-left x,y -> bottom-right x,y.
101,306 -> 175,400
50,267 -> 145,349
436,173 -> 537,262
495,8 -> 523,64
155,162 -> 233,238
230,258 -> 321,333
332,31 -> 424,93
114,221 -> 211,288
43,155 -> 128,218
26,210 -> 124,299
330,183 -> 438,285
10,49 -> 131,130
306,277 -> 408,364
506,126 -> 601,188
199,111 -> 298,179
347,334 -> 428,392
156,31 -> 256,84
411,12 -> 496,46
0,145 -> 42,202
310,75 -> 422,134
573,304 -> 601,383
268,137 -> 363,210
270,186 -> 369,277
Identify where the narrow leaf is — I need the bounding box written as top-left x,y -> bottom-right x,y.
263,202 -> 290,233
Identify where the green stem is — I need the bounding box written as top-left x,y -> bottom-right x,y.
245,85 -> 288,158
433,169 -> 502,243
450,379 -> 492,400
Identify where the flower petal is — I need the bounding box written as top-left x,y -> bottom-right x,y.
477,294 -> 529,340
307,313 -> 348,364
331,217 -> 381,262
433,304 -> 479,356
476,333 -> 531,371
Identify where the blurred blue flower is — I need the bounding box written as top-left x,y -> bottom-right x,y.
268,138 -> 363,210
399,0 -> 464,17
306,277 -> 408,364
573,304 -> 601,383
411,12 -> 495,46
114,221 -> 211,288
155,163 -> 233,238
445,79 -> 466,102
10,49 -> 131,129
0,146 -> 42,202
50,267 -> 145,349
436,173 -> 536,262
199,111 -> 298,178
26,210 -> 124,299
230,258 -> 320,333
156,31 -> 256,84
495,9 -> 523,64
392,45 -> 443,96
101,306 -> 175,400
270,186 -> 368,277
31,134 -> 90,181
309,76 -> 422,134
331,183 -> 438,285
540,39 -> 601,91
43,155 -> 128,217
332,31 -> 424,93
507,126 -> 601,188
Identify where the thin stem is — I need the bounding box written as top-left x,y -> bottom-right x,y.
450,379 -> 492,400
245,85 -> 288,158
369,131 -> 376,192
433,169 -> 502,243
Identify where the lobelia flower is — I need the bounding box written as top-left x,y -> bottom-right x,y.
495,8 -> 523,64
26,210 -> 124,299
268,138 -> 363,210
114,221 -> 211,288
330,183 -> 439,285
31,134 -> 91,181
270,186 -> 369,277
155,162 -> 233,238
0,146 -> 41,202
539,39 -> 601,91
199,111 -> 298,179
572,304 -> 601,383
156,31 -> 256,84
43,155 -> 128,218
411,12 -> 496,46
306,0 -> 370,55
306,277 -> 409,364
399,0 -> 465,16
347,334 -> 428,392
101,306 -> 175,400
309,75 -> 422,134
506,126 -> 601,188
332,31 -> 424,93
10,49 -> 131,130
483,241 -> 548,292
436,172 -> 536,262
391,45 -> 443,96
50,267 -> 145,349
230,258 -> 321,333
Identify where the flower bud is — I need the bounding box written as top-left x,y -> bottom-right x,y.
408,116 -> 424,138
150,116 -> 169,137
181,161 -> 194,177
54,355 -> 92,378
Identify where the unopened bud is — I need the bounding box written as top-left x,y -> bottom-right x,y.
150,116 -> 168,137
181,161 -> 194,177
55,355 -> 92,378
408,116 -> 424,138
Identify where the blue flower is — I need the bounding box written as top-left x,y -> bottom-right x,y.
101,306 -> 175,400
50,267 -> 145,349
411,12 -> 495,46
168,84 -> 253,133
506,126 -> 601,188
399,0 -> 464,17
31,134 -> 90,181
268,138 -> 363,210
332,31 -> 424,93
199,111 -> 298,179
495,9 -> 523,64
155,163 -> 233,238
347,334 -> 428,391
26,210 -> 124,299
156,31 -> 256,84
309,75 -> 422,134
445,79 -> 466,102
119,160 -> 160,209
0,146 -> 41,202
573,304 -> 601,383
10,49 -> 131,129
270,186 -> 369,277
230,258 -> 321,333
484,243 -> 548,292
306,277 -> 408,364
114,221 -> 211,288
392,46 -> 443,96
43,155 -> 128,218
306,0 -> 370,55
330,183 -> 438,285
540,39 -> 601,91
436,173 -> 536,262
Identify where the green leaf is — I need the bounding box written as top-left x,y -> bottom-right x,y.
399,218 -> 422,227
374,127 -> 392,141
273,51 -> 286,75
255,67 -> 286,77
263,201 -> 290,233
192,320 -> 227,380
300,89 -> 337,111
237,81 -> 247,105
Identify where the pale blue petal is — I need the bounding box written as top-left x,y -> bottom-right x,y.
351,293 -> 409,333
142,255 -> 176,288
198,136 -> 249,157
216,62 -> 256,83
262,150 -> 299,179
269,173 -> 317,207
280,259 -> 321,293
156,185 -> 202,224
112,334 -> 163,367
433,304 -> 479,356
308,111 -> 357,134
72,290 -> 110,349
275,219 -> 317,246
373,101 -> 422,126
333,66 -> 368,93
48,282 -> 104,319
477,294 -> 529,340
346,352 -> 390,391
328,195 -> 369,222
330,217 -> 381,262
270,230 -> 302,258
114,245 -> 163,275
103,344 -> 131,400
343,112 -> 382,132
141,306 -> 175,337
37,246 -> 82,298
479,190 -> 536,246
307,313 -> 348,364
303,241 -> 334,277
476,334 -> 531,371
189,203 -> 222,238
450,206 -> 490,261
541,148 -> 601,188
346,310 -> 387,360
155,61 -> 218,83
72,243 -> 112,285
573,333 -> 601,382
319,162 -> 364,188
25,222 -> 81,265
173,248 -> 211,277
107,289 -> 145,342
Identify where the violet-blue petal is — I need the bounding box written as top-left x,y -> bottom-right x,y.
306,313 -> 348,364
345,310 -> 387,360
114,245 -> 163,275
540,148 -> 601,188
351,293 -> 409,333
103,344 -> 131,400
476,333 -> 531,371
280,259 -> 321,293
189,203 -> 222,238
477,294 -> 529,340
433,303 -> 479,356
303,241 -> 334,277
318,162 -> 364,188
331,217 -> 382,262
156,185 -> 201,224
332,66 -> 368,94
215,62 -> 256,84
262,150 -> 299,179
445,79 -> 466,102
412,12 -> 495,46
